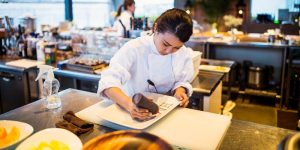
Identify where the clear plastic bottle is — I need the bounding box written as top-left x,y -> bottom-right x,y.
43,77 -> 61,109
36,65 -> 61,109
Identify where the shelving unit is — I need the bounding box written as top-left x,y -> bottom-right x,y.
203,42 -> 288,107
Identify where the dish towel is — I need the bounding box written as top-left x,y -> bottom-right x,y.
55,111 -> 94,135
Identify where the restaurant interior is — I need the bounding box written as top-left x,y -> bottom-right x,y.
0,0 -> 300,149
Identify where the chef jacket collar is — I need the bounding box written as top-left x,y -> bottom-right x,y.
149,34 -> 161,55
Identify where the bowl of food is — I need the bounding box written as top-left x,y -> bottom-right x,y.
16,128 -> 82,150
83,130 -> 173,150
0,120 -> 33,149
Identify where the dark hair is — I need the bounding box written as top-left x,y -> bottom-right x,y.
116,0 -> 135,18
154,8 -> 193,43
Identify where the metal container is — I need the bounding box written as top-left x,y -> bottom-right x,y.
21,17 -> 36,34
247,66 -> 265,89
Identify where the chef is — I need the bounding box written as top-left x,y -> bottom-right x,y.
98,8 -> 194,121
113,0 -> 135,37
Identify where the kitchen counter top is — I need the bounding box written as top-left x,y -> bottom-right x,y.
0,55 -> 29,72
0,89 -> 295,149
188,37 -> 300,49
55,65 -> 224,96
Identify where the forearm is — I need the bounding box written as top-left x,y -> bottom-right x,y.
103,87 -> 132,111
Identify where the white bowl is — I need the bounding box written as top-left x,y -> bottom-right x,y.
16,128 -> 82,150
0,120 -> 34,149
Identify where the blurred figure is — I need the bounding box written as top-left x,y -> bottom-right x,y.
113,0 -> 135,37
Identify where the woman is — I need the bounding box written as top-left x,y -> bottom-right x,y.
113,0 -> 135,37
98,8 -> 194,121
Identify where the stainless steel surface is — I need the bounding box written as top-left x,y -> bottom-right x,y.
54,69 -> 100,82
55,67 -> 222,96
208,40 -> 290,49
248,66 -> 265,89
191,71 -> 224,95
201,58 -> 235,83
0,89 -> 296,149
0,89 -> 114,144
220,119 -> 296,150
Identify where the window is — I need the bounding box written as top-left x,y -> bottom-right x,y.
251,0 -> 298,22
0,1 -> 64,33
0,0 -> 112,32
73,0 -> 112,28
134,0 -> 174,18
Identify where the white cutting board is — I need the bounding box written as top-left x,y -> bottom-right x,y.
6,59 -> 44,68
76,101 -> 231,150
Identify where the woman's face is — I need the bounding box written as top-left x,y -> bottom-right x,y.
154,32 -> 183,55
127,3 -> 135,13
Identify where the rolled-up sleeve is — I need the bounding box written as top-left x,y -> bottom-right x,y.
97,42 -> 136,98
172,49 -> 194,97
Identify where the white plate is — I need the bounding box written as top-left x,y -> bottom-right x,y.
0,120 -> 34,149
16,128 -> 82,150
98,92 -> 180,130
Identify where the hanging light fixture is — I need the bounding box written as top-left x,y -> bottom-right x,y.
236,0 -> 246,18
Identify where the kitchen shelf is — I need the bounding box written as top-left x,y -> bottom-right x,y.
223,85 -> 280,99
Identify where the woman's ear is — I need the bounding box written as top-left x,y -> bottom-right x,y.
153,23 -> 158,33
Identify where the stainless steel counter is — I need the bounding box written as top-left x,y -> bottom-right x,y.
188,38 -> 300,49
191,71 -> 224,96
54,68 -> 224,96
0,89 -> 295,149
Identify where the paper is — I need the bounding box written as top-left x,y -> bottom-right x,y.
97,92 -> 180,130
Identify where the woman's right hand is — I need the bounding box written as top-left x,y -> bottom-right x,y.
127,102 -> 154,121
103,88 -> 154,121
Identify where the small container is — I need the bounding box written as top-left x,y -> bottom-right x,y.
247,66 -> 265,89
268,35 -> 276,43
44,44 -> 56,65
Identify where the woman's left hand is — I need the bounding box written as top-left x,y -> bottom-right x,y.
174,87 -> 189,107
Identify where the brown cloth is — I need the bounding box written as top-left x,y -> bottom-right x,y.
55,111 -> 94,135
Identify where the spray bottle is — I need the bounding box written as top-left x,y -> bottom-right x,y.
35,65 -> 61,109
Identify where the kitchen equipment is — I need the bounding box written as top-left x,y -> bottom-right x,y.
0,70 -> 28,113
65,56 -> 108,74
247,66 -> 265,89
223,62 -> 237,85
20,17 -> 36,34
240,60 -> 253,90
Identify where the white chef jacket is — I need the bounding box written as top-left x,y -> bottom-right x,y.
113,10 -> 133,36
97,35 -> 194,99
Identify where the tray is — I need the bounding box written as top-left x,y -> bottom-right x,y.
97,92 -> 180,130
65,62 -> 107,74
